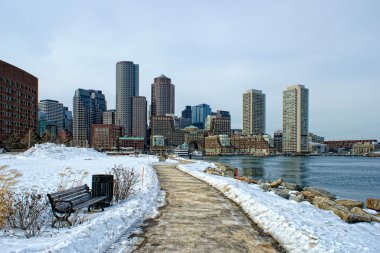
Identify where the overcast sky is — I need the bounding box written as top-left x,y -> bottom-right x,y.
1,0 -> 379,140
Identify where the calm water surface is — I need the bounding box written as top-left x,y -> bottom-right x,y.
201,156 -> 380,202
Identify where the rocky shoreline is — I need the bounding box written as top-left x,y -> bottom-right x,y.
205,163 -> 380,224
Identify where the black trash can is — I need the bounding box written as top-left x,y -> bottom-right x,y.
92,174 -> 114,207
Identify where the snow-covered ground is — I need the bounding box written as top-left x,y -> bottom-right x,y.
0,143 -> 162,253
177,160 -> 380,253
1,145 -> 379,252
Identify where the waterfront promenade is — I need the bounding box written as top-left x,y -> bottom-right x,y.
134,162 -> 284,253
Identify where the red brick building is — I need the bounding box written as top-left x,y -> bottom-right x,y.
0,60 -> 38,145
325,140 -> 377,153
90,124 -> 122,150
119,136 -> 145,152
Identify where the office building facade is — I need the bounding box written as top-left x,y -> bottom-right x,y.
191,104 -> 212,129
282,85 -> 309,154
63,106 -> 73,133
273,130 -> 283,153
39,99 -> 64,131
116,61 -> 139,135
0,60 -> 38,144
151,75 -> 175,117
242,89 -> 265,136
132,96 -> 147,138
73,89 -> 106,147
103,109 -> 116,125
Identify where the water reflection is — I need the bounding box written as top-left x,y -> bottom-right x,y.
201,156 -> 380,202
242,166 -> 264,178
278,157 -> 306,186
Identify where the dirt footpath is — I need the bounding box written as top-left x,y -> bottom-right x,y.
133,163 -> 285,253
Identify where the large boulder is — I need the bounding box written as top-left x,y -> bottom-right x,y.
302,187 -> 336,201
336,199 -> 364,209
351,207 -> 379,223
312,196 -> 336,208
270,188 -> 290,199
301,190 -> 316,202
366,198 -> 380,211
269,178 -> 283,188
312,197 -> 354,222
289,192 -> 305,202
313,197 -> 374,223
281,182 -> 302,191
224,169 -> 235,178
205,168 -> 216,174
204,168 -> 223,176
260,183 -> 271,192
238,176 -> 258,184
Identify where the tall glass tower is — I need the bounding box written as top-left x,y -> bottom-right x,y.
116,61 -> 139,135
73,89 -> 106,147
191,104 -> 212,129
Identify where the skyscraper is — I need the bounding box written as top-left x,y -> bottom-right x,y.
132,96 -> 147,138
73,89 -> 106,147
116,61 -> 139,135
191,104 -> 212,129
39,99 -> 64,131
181,106 -> 192,119
282,85 -> 309,154
242,89 -> 266,135
151,75 -> 175,117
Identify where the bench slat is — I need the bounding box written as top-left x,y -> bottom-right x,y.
73,196 -> 107,211
49,185 -> 89,199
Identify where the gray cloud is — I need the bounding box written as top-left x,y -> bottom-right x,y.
1,0 -> 379,140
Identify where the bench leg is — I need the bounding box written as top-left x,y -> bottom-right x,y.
52,211 -> 72,228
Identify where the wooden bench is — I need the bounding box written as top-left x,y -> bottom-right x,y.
47,184 -> 107,227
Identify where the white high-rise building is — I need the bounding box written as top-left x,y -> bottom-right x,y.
283,85 -> 309,154
116,61 -> 139,135
242,89 -> 266,135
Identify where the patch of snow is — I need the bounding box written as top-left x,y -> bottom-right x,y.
16,143 -> 107,160
178,160 -> 380,253
0,143 -> 160,253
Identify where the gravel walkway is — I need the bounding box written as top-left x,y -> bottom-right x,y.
133,163 -> 284,253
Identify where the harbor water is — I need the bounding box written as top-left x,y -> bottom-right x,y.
201,156 -> 380,203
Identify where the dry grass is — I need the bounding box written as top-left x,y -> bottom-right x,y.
0,165 -> 22,228
57,167 -> 89,191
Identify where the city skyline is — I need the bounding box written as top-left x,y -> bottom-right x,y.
1,1 -> 379,140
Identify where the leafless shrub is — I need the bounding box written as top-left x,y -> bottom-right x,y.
108,165 -> 140,203
1,188 -> 49,238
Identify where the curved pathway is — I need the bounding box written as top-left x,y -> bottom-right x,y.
133,163 -> 284,253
